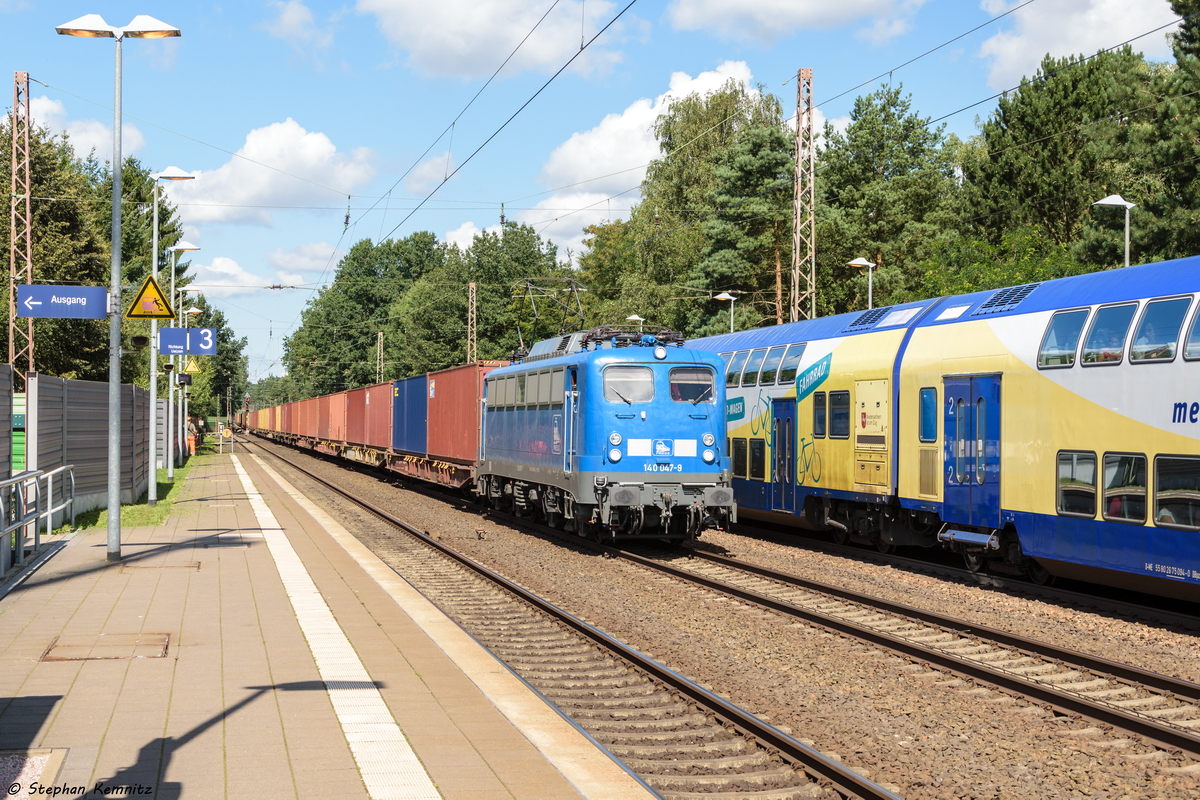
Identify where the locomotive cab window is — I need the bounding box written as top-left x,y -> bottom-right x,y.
757,346 -> 787,385
1082,303 -> 1138,365
812,392 -> 827,438
778,344 -> 807,383
670,367 -> 715,403
726,351 -> 749,387
741,349 -> 769,386
1038,309 -> 1089,368
1155,456 -> 1200,529
604,366 -> 654,403
919,388 -> 937,442
1102,453 -> 1147,523
1058,451 -> 1097,518
1131,297 -> 1191,362
829,391 -> 850,439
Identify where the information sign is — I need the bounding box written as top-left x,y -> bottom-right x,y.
158,328 -> 216,355
16,285 -> 108,319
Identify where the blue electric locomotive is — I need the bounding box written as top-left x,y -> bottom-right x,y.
477,326 -> 736,540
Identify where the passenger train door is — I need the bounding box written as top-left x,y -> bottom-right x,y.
771,399 -> 796,513
943,375 -> 1001,528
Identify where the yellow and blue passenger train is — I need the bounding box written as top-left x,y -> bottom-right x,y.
692,257 -> 1200,601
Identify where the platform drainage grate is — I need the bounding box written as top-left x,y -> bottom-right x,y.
41,633 -> 170,661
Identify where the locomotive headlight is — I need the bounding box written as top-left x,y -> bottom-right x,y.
654,346 -> 667,360
609,431 -> 623,446
608,448 -> 623,463
702,433 -> 715,447
702,449 -> 716,463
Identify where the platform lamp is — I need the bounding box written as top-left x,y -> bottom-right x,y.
714,292 -> 737,333
1092,194 -> 1135,268
847,258 -> 877,310
625,314 -> 645,333
148,168 -> 194,506
165,240 -> 199,479
57,13 -> 180,562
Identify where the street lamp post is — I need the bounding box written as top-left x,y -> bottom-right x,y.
1092,194 -> 1136,268
165,243 -> 199,479
714,292 -> 737,333
57,13 -> 181,562
148,168 -> 193,506
847,258 -> 877,310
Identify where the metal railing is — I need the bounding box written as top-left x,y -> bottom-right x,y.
0,465 -> 75,575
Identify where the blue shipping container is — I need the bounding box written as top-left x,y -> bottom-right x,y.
392,376 -> 428,455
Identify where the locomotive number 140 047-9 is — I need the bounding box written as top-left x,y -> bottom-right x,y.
643,463 -> 684,472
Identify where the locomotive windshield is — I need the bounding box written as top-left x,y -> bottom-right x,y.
670,367 -> 715,403
604,366 -> 654,403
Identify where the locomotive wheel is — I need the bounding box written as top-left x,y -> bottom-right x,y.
963,551 -> 987,573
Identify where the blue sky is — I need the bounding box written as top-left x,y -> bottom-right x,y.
1,0 -> 1182,380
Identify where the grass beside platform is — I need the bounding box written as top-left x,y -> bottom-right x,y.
70,457 -> 201,532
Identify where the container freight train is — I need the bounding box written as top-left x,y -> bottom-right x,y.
692,256 -> 1200,603
246,326 -> 736,541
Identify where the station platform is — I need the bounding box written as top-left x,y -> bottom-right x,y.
0,451 -> 656,800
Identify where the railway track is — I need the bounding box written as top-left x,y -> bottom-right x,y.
239,438 -> 901,800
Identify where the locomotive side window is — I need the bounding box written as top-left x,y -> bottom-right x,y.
550,369 -> 565,405
919,388 -> 937,442
1038,309 -> 1089,368
1102,453 -> 1147,523
537,371 -> 552,404
1154,456 -> 1200,529
1082,303 -> 1138,365
1057,451 -> 1097,517
812,392 -> 827,438
1131,297 -> 1192,362
829,391 -> 850,439
732,438 -> 748,478
516,374 -> 527,405
741,349 -> 769,386
669,367 -> 715,403
726,351 -> 749,387
604,366 -> 654,403
757,346 -> 787,385
777,344 -> 807,383
526,373 -> 539,404
503,376 -> 516,406
749,439 -> 766,480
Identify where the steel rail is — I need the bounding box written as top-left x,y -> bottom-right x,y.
241,438 -> 902,800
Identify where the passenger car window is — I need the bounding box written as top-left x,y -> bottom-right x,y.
812,392 -> 826,438
1058,451 -> 1097,517
1132,297 -> 1191,362
732,439 -> 748,478
1155,456 -> 1200,529
919,388 -> 937,443
757,346 -> 787,385
1038,309 -> 1089,368
1082,303 -> 1137,365
1186,309 -> 1200,360
604,366 -> 654,403
830,391 -> 850,439
749,439 -> 766,480
777,344 -> 807,383
726,351 -> 749,387
1103,453 -> 1146,523
669,367 -> 715,403
741,349 -> 769,386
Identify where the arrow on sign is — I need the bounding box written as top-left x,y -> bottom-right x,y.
23,296 -> 41,311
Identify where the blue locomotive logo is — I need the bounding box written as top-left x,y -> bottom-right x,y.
795,354 -> 832,402
653,439 -> 674,457
726,397 -> 745,421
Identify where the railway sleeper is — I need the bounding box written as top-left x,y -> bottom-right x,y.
597,728 -> 742,744
620,750 -> 772,772
644,764 -> 800,789
581,713 -> 713,731
606,738 -> 755,758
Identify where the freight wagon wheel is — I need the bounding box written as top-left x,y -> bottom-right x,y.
963,551 -> 987,573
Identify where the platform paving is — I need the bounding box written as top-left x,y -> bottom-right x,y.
0,451 -> 656,800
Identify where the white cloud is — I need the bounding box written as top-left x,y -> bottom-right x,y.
405,152 -> 454,193
264,1 -> 334,49
190,256 -> 267,298
978,0 -> 1178,90
444,220 -> 502,250
165,118 -> 374,226
30,96 -> 146,160
357,0 -> 623,77
668,0 -> 925,44
267,242 -> 343,274
515,191 -> 617,262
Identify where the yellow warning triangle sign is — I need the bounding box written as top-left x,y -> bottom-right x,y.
183,356 -> 203,374
125,275 -> 175,319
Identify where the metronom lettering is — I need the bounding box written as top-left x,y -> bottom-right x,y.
1173,401 -> 1200,424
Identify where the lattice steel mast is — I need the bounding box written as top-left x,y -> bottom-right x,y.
9,71 -> 33,387
466,281 -> 477,363
791,68 -> 816,322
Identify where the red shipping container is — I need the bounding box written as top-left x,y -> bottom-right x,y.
268,407 -> 276,432
318,396 -> 331,439
427,362 -> 506,464
330,392 -> 347,443
346,387 -> 367,445
364,382 -> 392,448
299,398 -> 316,437
282,403 -> 292,434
